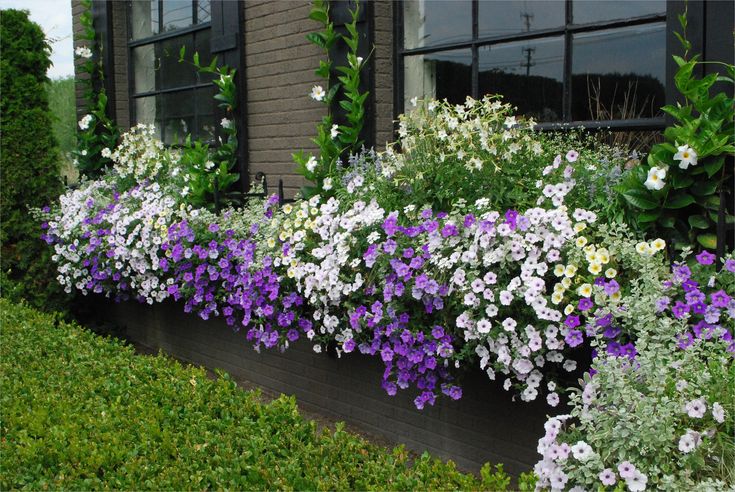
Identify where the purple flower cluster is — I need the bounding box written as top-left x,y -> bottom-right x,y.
162,218 -> 307,351
662,255 -> 734,353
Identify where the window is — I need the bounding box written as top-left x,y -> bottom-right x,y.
128,1 -> 215,144
398,0 -> 667,128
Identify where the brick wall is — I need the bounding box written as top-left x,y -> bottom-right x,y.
109,300 -> 551,477
71,0 -> 89,119
373,0 -> 394,149
110,1 -> 130,130
244,1 -> 323,198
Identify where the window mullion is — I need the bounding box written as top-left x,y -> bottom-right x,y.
562,0 -> 573,121
471,0 -> 479,99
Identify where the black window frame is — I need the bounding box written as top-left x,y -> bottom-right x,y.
393,0 -> 673,132
126,0 -> 215,145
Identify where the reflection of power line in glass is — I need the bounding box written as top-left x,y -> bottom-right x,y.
521,47 -> 535,75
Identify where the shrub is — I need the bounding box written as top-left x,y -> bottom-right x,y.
0,9 -> 68,312
0,298 -> 531,490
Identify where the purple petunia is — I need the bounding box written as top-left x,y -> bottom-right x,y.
695,250 -> 715,265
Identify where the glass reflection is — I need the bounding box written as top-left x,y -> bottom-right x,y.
478,1 -> 565,37
572,23 -> 665,120
405,49 -> 472,106
403,0 -> 472,49
162,0 -> 193,32
573,0 -> 665,24
479,37 -> 563,121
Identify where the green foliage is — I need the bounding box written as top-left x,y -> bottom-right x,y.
178,48 -> 240,210
46,76 -> 77,160
74,0 -> 119,178
294,0 -> 370,198
0,299 -> 520,490
0,8 -> 69,313
617,9 -> 734,250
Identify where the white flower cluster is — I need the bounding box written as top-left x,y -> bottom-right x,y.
108,124 -> 176,182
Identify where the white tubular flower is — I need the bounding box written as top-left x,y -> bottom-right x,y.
305,156 -> 318,172
220,118 -> 233,129
75,46 -> 92,58
644,166 -> 666,190
330,124 -> 339,139
78,114 -> 93,130
674,144 -> 698,169
310,85 -> 325,101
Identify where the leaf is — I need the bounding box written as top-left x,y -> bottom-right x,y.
660,216 -> 676,228
637,211 -> 660,223
179,45 -> 186,61
696,233 -> 718,249
621,189 -> 658,210
308,9 -> 328,24
306,32 -> 326,49
665,192 -> 696,209
703,157 -> 724,178
687,214 -> 710,229
671,173 -> 694,189
690,180 -> 718,197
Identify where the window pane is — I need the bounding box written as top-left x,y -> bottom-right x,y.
404,49 -> 472,106
197,0 -> 211,23
194,85 -> 216,142
132,44 -> 157,94
134,96 -> 162,139
162,0 -> 193,32
478,1 -> 565,38
158,34 -> 196,90
130,0 -> 159,40
573,0 -> 665,24
161,91 -> 195,144
193,29 -> 215,84
479,37 -> 564,122
403,0 -> 472,49
572,23 -> 666,121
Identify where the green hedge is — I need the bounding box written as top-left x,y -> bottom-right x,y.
0,9 -> 68,312
0,299 -> 533,490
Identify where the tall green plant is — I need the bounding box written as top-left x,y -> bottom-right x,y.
617,9 -> 734,250
178,49 -> 240,210
293,0 -> 370,198
74,0 -> 119,178
0,8 -> 68,311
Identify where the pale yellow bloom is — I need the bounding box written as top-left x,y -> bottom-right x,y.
554,264 -> 566,277
267,238 -> 276,248
610,291 -> 622,302
564,264 -> 577,278
283,204 -> 293,214
564,304 -> 575,315
577,283 -> 593,297
551,292 -> 564,304
636,242 -> 652,255
554,282 -> 566,292
561,277 -> 572,289
651,238 -> 666,251
574,222 -> 587,233
576,237 -> 588,248
588,262 -> 602,275
605,268 -> 617,278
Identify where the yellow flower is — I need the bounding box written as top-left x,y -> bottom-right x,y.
310,207 -> 319,216
595,252 -> 610,264
651,238 -> 666,251
283,204 -> 293,214
551,292 -> 564,304
290,259 -> 298,268
554,282 -> 566,292
610,291 -> 622,302
564,264 -> 577,278
267,238 -> 276,249
554,264 -> 566,277
574,222 -> 587,233
287,267 -> 296,278
564,304 -> 575,315
296,209 -> 307,219
576,237 -> 588,248
577,283 -> 593,297
584,245 -> 596,254
278,231 -> 289,242
561,277 -> 572,289
605,268 -> 617,278
588,262 -> 602,275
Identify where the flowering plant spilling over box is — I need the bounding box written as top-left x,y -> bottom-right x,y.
40,92 -> 733,489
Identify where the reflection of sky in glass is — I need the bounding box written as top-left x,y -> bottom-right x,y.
479,36 -> 564,81
404,0 -> 472,48
573,23 -> 665,83
573,0 -> 665,24
479,1 -> 565,37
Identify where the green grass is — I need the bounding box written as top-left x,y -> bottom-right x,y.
0,299 -> 532,490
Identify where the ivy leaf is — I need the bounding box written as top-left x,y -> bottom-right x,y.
665,192 -> 696,209
687,214 -> 710,229
621,189 -> 658,210
696,233 -> 718,249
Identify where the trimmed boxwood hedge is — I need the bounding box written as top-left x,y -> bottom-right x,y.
0,299 -> 533,490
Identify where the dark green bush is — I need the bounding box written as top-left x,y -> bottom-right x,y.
0,9 -> 68,312
0,299 -> 535,490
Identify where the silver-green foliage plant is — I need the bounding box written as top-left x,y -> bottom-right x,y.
294,0 -> 369,198
534,246 -> 735,491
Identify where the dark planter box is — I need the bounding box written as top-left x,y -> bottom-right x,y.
107,300 -> 550,476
